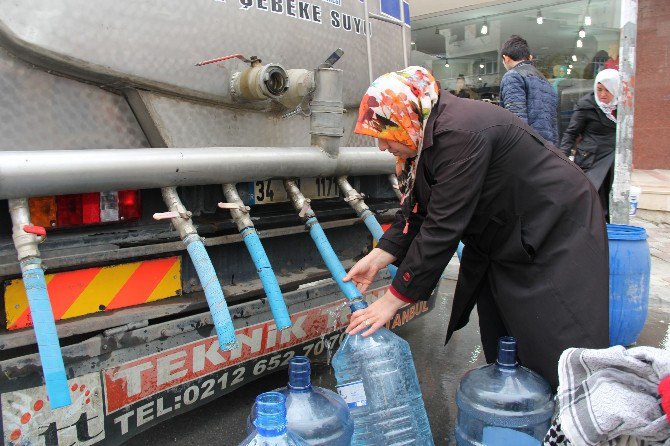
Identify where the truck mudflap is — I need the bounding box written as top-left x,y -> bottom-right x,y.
0,277 -> 436,446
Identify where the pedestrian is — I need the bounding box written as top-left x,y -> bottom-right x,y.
560,69 -> 619,221
453,76 -> 471,99
343,66 -> 609,389
499,35 -> 559,145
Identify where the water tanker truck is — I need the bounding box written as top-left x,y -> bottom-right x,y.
0,1 -> 435,444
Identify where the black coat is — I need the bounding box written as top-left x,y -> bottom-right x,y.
559,92 -> 616,190
377,92 -> 609,388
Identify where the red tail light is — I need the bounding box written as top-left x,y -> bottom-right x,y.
82,193 -> 102,224
30,191 -> 141,230
118,190 -> 141,221
56,195 -> 83,227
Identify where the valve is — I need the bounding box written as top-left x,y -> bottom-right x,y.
196,52 -> 289,101
299,198 -> 312,219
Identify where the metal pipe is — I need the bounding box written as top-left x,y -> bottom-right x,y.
0,146 -> 394,199
399,1 -> 409,67
363,0 -> 374,83
388,174 -> 402,201
284,180 -> 362,301
221,184 -> 291,331
8,198 -> 71,408
160,188 -> 238,350
611,0 -> 637,224
368,12 -> 404,26
310,68 -> 344,157
221,184 -> 254,231
337,177 -> 397,277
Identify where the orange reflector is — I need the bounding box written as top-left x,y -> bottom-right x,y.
28,197 -> 57,228
5,257 -> 182,330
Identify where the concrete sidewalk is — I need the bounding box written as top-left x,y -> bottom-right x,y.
632,169 -> 670,224
633,216 -> 670,349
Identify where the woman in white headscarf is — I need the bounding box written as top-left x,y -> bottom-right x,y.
560,69 -> 619,220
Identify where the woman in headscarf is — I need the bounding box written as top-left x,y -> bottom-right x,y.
560,69 -> 619,220
343,66 -> 609,389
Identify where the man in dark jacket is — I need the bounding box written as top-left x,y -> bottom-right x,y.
500,35 -> 559,145
346,67 -> 609,389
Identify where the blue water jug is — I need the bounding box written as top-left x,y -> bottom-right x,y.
240,392 -> 309,446
332,299 -> 434,446
455,337 -> 554,446
247,356 -> 353,445
607,224 -> 651,346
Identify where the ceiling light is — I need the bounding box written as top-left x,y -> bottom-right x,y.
584,15 -> 592,26
536,10 -> 543,25
572,54 -> 578,62
579,27 -> 586,38
479,63 -> 485,69
480,20 -> 488,35
478,77 -> 483,81
577,38 -> 583,48
445,58 -> 450,68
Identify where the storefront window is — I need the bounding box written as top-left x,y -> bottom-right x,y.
410,0 -> 621,136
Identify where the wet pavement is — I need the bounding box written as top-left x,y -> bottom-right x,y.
126,218 -> 670,446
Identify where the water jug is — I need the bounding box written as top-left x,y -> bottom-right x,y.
455,337 -> 555,446
247,356 -> 354,445
331,299 -> 434,446
240,392 -> 309,446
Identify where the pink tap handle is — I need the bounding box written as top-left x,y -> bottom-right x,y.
153,211 -> 181,220
195,54 -> 251,66
217,202 -> 250,212
23,225 -> 46,237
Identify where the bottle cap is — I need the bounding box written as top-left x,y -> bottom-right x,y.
496,336 -> 518,368
288,356 -> 312,391
253,392 -> 287,437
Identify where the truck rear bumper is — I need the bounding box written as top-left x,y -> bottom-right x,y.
0,273 -> 436,446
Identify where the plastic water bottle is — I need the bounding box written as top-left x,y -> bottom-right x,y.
247,356 -> 353,445
332,299 -> 434,446
240,392 -> 309,446
629,185 -> 642,216
455,337 -> 555,446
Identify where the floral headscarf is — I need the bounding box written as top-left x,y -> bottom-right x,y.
354,66 -> 440,233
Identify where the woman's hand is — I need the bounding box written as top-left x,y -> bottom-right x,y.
346,291 -> 408,337
343,248 -> 397,293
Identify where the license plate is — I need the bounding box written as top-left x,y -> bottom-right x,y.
250,178 -> 339,204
